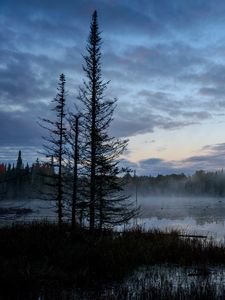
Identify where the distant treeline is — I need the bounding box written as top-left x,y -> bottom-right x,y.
0,151 -> 54,200
124,170 -> 225,197
1,151 -> 225,199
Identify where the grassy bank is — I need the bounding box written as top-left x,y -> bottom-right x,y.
1,222 -> 225,299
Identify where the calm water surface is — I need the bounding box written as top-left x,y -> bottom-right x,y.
2,196 -> 225,298
1,196 -> 225,240
127,196 -> 225,241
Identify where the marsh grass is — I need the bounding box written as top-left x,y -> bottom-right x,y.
1,222 -> 225,299
38,266 -> 225,299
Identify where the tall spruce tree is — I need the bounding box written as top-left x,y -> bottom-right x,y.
79,11 -> 137,230
16,150 -> 23,170
40,74 -> 67,228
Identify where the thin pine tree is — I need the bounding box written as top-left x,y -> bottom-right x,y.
39,74 -> 67,228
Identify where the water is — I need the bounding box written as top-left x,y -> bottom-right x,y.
2,196 -> 225,298
134,216 -> 225,241
127,196 -> 225,241
1,196 -> 225,241
0,199 -> 57,225
37,265 -> 225,299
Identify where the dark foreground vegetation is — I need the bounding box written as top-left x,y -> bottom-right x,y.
1,222 -> 225,299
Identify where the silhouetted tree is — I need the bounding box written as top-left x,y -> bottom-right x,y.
40,74 -> 67,228
66,112 -> 81,229
71,115 -> 80,228
16,150 -> 23,170
79,11 -> 137,230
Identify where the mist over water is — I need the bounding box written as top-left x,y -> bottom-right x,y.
128,195 -> 225,241
0,199 -> 57,225
1,195 -> 225,241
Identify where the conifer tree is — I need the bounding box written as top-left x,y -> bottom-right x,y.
16,150 -> 23,170
40,74 -> 67,228
79,11 -> 137,230
66,112 -> 81,229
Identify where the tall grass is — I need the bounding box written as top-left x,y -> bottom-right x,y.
1,222 -> 225,299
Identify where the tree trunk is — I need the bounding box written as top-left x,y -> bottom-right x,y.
72,116 -> 79,229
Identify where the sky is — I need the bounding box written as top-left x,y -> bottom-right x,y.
1,0 -> 225,175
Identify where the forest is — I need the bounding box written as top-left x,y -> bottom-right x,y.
1,151 -> 225,201
0,152 -> 54,200
125,169 -> 225,197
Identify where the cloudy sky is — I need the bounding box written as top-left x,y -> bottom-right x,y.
1,0 -> 225,175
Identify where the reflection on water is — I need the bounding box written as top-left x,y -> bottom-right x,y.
2,197 -> 225,298
3,264 -> 225,299
1,196 -> 225,240
0,199 -> 57,225
37,265 -> 225,299
124,265 -> 225,294
128,196 -> 225,241
132,217 -> 225,242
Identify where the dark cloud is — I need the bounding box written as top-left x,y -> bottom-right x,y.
0,0 -> 166,39
178,142 -> 225,173
0,50 -> 53,106
121,142 -> 225,176
120,157 -> 179,176
137,90 -> 211,119
103,42 -> 207,85
1,0 -> 225,170
111,99 -> 197,138
110,88 -> 212,138
0,111 -> 42,146
202,143 -> 225,152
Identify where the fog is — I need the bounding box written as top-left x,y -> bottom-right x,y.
1,195 -> 225,241
137,195 -> 225,220
127,195 -> 225,241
